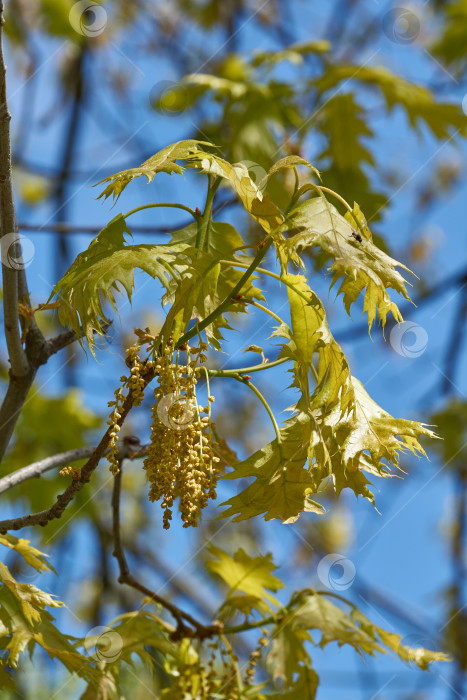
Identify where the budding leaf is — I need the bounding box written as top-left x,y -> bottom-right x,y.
268,591 -> 449,690
96,139 -> 213,201
0,534 -> 56,576
278,195 -> 413,331
206,545 -> 284,616
52,214 -> 187,355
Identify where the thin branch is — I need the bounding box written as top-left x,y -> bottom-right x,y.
45,328 -> 82,356
0,378 -> 153,532
111,458 -> 221,640
19,221 -> 181,235
17,195 -> 238,237
0,446 -> 96,494
45,321 -> 112,358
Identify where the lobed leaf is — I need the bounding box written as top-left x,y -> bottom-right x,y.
0,564 -> 93,678
96,139 -> 213,201
278,195 -> 413,330
220,410 -> 326,524
222,273 -> 435,521
52,214 -> 186,354
186,150 -> 284,233
268,591 -> 449,690
316,92 -> 387,220
0,534 -> 56,576
207,545 -> 284,616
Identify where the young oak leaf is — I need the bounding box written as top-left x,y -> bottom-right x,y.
0,534 -> 56,576
0,561 -> 62,626
96,139 -> 213,201
206,545 -> 284,616
278,194 -> 414,330
186,151 -> 284,233
316,92 -> 387,221
97,140 -> 285,234
161,221 -> 264,347
87,610 -> 184,667
268,590 -> 448,690
314,65 -> 466,140
225,273 -> 436,521
219,410 -> 325,524
310,376 -> 435,482
349,607 -> 451,670
52,214 -> 187,354
0,583 -> 94,678
277,273 -> 435,506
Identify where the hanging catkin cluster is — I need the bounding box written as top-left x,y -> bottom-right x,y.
106,333 -> 153,474
143,341 -> 220,529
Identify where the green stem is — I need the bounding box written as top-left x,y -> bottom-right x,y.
123,202 -> 198,220
245,299 -> 284,325
222,615 -> 277,635
317,186 -> 353,213
195,176 -> 220,251
220,260 -> 322,383
176,237 -> 274,348
219,260 -> 314,307
239,377 -> 284,464
207,357 -> 287,377
290,183 -> 353,215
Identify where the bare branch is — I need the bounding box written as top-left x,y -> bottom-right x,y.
0,446 -> 96,494
17,195 -> 238,236
45,321 -> 112,358
0,378 -> 152,532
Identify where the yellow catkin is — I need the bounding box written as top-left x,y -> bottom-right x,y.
106,333 -> 152,474
143,341 -> 220,529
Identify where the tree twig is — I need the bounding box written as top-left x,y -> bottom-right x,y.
0,446 -> 96,494
0,378 -> 153,532
111,458 -> 221,640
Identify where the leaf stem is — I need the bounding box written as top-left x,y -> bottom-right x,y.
207,357 -> 287,377
220,261 -> 322,383
219,260 -> 317,309
244,299 -> 284,324
317,186 -> 353,213
176,237 -> 274,348
239,376 -> 284,464
123,202 -> 198,221
291,183 -> 353,214
195,176 -> 220,251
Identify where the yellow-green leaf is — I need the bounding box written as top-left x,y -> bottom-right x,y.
278,195 -> 413,330
207,546 -> 284,615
